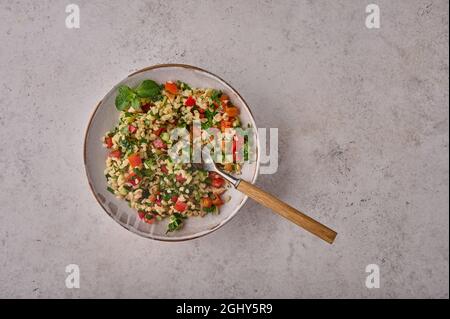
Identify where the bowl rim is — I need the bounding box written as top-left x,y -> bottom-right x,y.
83,63 -> 260,241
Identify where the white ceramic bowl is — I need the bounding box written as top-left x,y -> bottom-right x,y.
84,64 -> 260,241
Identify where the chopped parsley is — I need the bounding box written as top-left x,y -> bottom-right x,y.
166,213 -> 187,233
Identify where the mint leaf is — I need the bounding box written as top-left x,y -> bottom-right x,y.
115,80 -> 162,111
115,85 -> 135,111
130,97 -> 141,110
136,80 -> 161,100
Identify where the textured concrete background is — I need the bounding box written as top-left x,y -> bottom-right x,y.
0,0 -> 448,298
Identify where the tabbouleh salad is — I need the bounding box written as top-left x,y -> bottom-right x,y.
103,79 -> 247,233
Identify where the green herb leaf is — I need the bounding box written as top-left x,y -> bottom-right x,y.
166,213 -> 187,233
136,80 -> 161,100
107,187 -> 115,194
211,89 -> 221,102
144,158 -> 154,169
130,97 -> 141,110
142,169 -> 154,177
115,85 -> 135,111
133,168 -> 143,177
205,108 -> 216,122
177,81 -> 192,91
120,138 -> 135,152
201,122 -> 211,130
203,205 -> 216,213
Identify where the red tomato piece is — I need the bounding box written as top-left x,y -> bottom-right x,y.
211,177 -> 225,188
174,201 -> 187,212
109,150 -> 121,158
153,138 -> 165,149
225,106 -> 240,117
144,213 -> 155,224
165,81 -> 178,94
128,153 -> 142,168
138,211 -> 145,220
128,125 -> 137,133
201,197 -> 213,208
171,195 -> 178,203
176,174 -> 186,183
161,165 -> 168,174
212,195 -> 223,206
105,136 -> 113,148
127,172 -> 142,186
154,127 -> 166,136
185,96 -> 196,107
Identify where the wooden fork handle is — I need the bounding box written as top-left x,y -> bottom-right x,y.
237,180 -> 337,244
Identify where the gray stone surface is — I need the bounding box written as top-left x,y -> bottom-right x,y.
0,0 -> 448,298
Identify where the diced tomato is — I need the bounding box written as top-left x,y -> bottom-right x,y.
149,194 -> 157,203
129,177 -> 141,186
201,197 -> 212,208
176,174 -> 186,183
161,165 -> 168,174
185,96 -> 196,107
127,172 -> 142,186
220,94 -> 229,102
128,153 -> 142,168
156,198 -> 162,206
165,81 -> 178,94
211,195 -> 223,206
225,106 -> 239,117
153,138 -> 165,149
138,211 -> 145,220
109,150 -> 121,158
128,125 -> 137,134
171,195 -> 178,203
154,127 -> 166,136
198,107 -> 206,114
174,201 -> 187,212
105,136 -> 113,148
199,113 -> 205,119
144,213 -> 155,224
211,177 -> 225,188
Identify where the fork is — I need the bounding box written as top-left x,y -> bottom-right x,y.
201,148 -> 337,244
